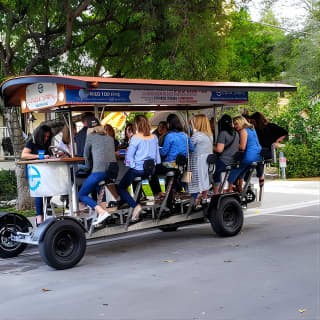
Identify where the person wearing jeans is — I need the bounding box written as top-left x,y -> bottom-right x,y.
117,169 -> 145,208
78,118 -> 117,226
149,114 -> 194,197
117,115 -> 160,221
227,116 -> 261,192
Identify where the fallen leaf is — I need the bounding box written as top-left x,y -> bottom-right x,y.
164,260 -> 176,263
298,309 -> 307,313
224,260 -> 232,263
102,304 -> 109,307
41,288 -> 51,292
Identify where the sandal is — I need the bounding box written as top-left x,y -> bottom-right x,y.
132,204 -> 142,222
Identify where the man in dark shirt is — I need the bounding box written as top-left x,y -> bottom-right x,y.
250,112 -> 288,150
255,122 -> 288,149
76,112 -> 94,157
250,112 -> 288,187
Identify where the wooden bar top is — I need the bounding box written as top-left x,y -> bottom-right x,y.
16,157 -> 84,164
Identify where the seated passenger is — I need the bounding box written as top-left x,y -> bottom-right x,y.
212,115 -> 240,194
149,114 -> 194,197
104,124 -> 120,151
78,118 -> 117,225
119,122 -> 133,149
21,125 -> 53,225
156,121 -> 168,147
227,116 -> 261,193
58,123 -> 77,155
250,112 -> 288,187
188,114 -> 213,204
117,115 -> 160,221
76,112 -> 94,157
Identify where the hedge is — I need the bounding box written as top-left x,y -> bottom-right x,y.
282,141 -> 320,178
0,169 -> 17,201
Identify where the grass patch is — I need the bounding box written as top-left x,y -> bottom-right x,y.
0,207 -> 36,217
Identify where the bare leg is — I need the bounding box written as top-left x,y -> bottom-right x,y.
107,184 -> 119,200
227,183 -> 234,193
237,179 -> 244,192
36,215 -> 43,225
195,194 -> 202,206
213,185 -> 220,195
259,175 -> 265,187
202,190 -> 208,199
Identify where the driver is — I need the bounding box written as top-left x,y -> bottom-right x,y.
21,125 -> 52,226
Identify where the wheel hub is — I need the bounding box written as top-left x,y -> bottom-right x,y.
54,231 -> 75,258
223,207 -> 236,227
0,226 -> 20,250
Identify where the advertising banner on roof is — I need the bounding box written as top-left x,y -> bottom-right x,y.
65,88 -> 248,105
26,83 -> 58,110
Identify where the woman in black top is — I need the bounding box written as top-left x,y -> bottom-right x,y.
250,112 -> 288,186
21,125 -> 53,225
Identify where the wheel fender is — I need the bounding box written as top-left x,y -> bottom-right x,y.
0,211 -> 33,229
208,193 -> 241,213
34,216 -> 86,243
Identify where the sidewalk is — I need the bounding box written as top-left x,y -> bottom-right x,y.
251,179 -> 319,209
0,160 -> 15,170
23,179 -> 319,228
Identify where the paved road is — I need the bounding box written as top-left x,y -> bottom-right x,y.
0,181 -> 319,320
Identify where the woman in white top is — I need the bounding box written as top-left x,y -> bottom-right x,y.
188,114 -> 213,205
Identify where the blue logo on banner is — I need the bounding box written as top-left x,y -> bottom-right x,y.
66,89 -> 131,103
28,166 -> 41,191
210,91 -> 248,101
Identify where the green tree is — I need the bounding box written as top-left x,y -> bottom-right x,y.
0,0 -> 229,209
83,0 -> 231,80
279,86 -> 320,146
226,8 -> 286,81
272,1 -> 320,94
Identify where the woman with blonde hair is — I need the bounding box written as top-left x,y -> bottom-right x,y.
188,114 -> 213,204
59,123 -> 77,155
227,116 -> 261,192
78,118 -> 117,225
104,123 -> 120,151
117,115 -> 160,221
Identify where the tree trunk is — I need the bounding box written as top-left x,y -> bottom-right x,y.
3,107 -> 34,210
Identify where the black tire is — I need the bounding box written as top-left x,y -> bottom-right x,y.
0,215 -> 28,258
39,219 -> 86,270
209,197 -> 243,237
159,226 -> 178,232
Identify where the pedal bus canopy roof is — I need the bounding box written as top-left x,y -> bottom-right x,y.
0,75 -> 297,113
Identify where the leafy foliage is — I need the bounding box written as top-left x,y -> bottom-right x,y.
0,169 -> 17,201
283,141 -> 320,178
226,8 -> 285,81
278,86 -> 320,146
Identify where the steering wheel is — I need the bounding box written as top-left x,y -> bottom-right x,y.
49,146 -> 72,158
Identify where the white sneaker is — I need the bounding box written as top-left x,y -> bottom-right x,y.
92,211 -> 111,226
